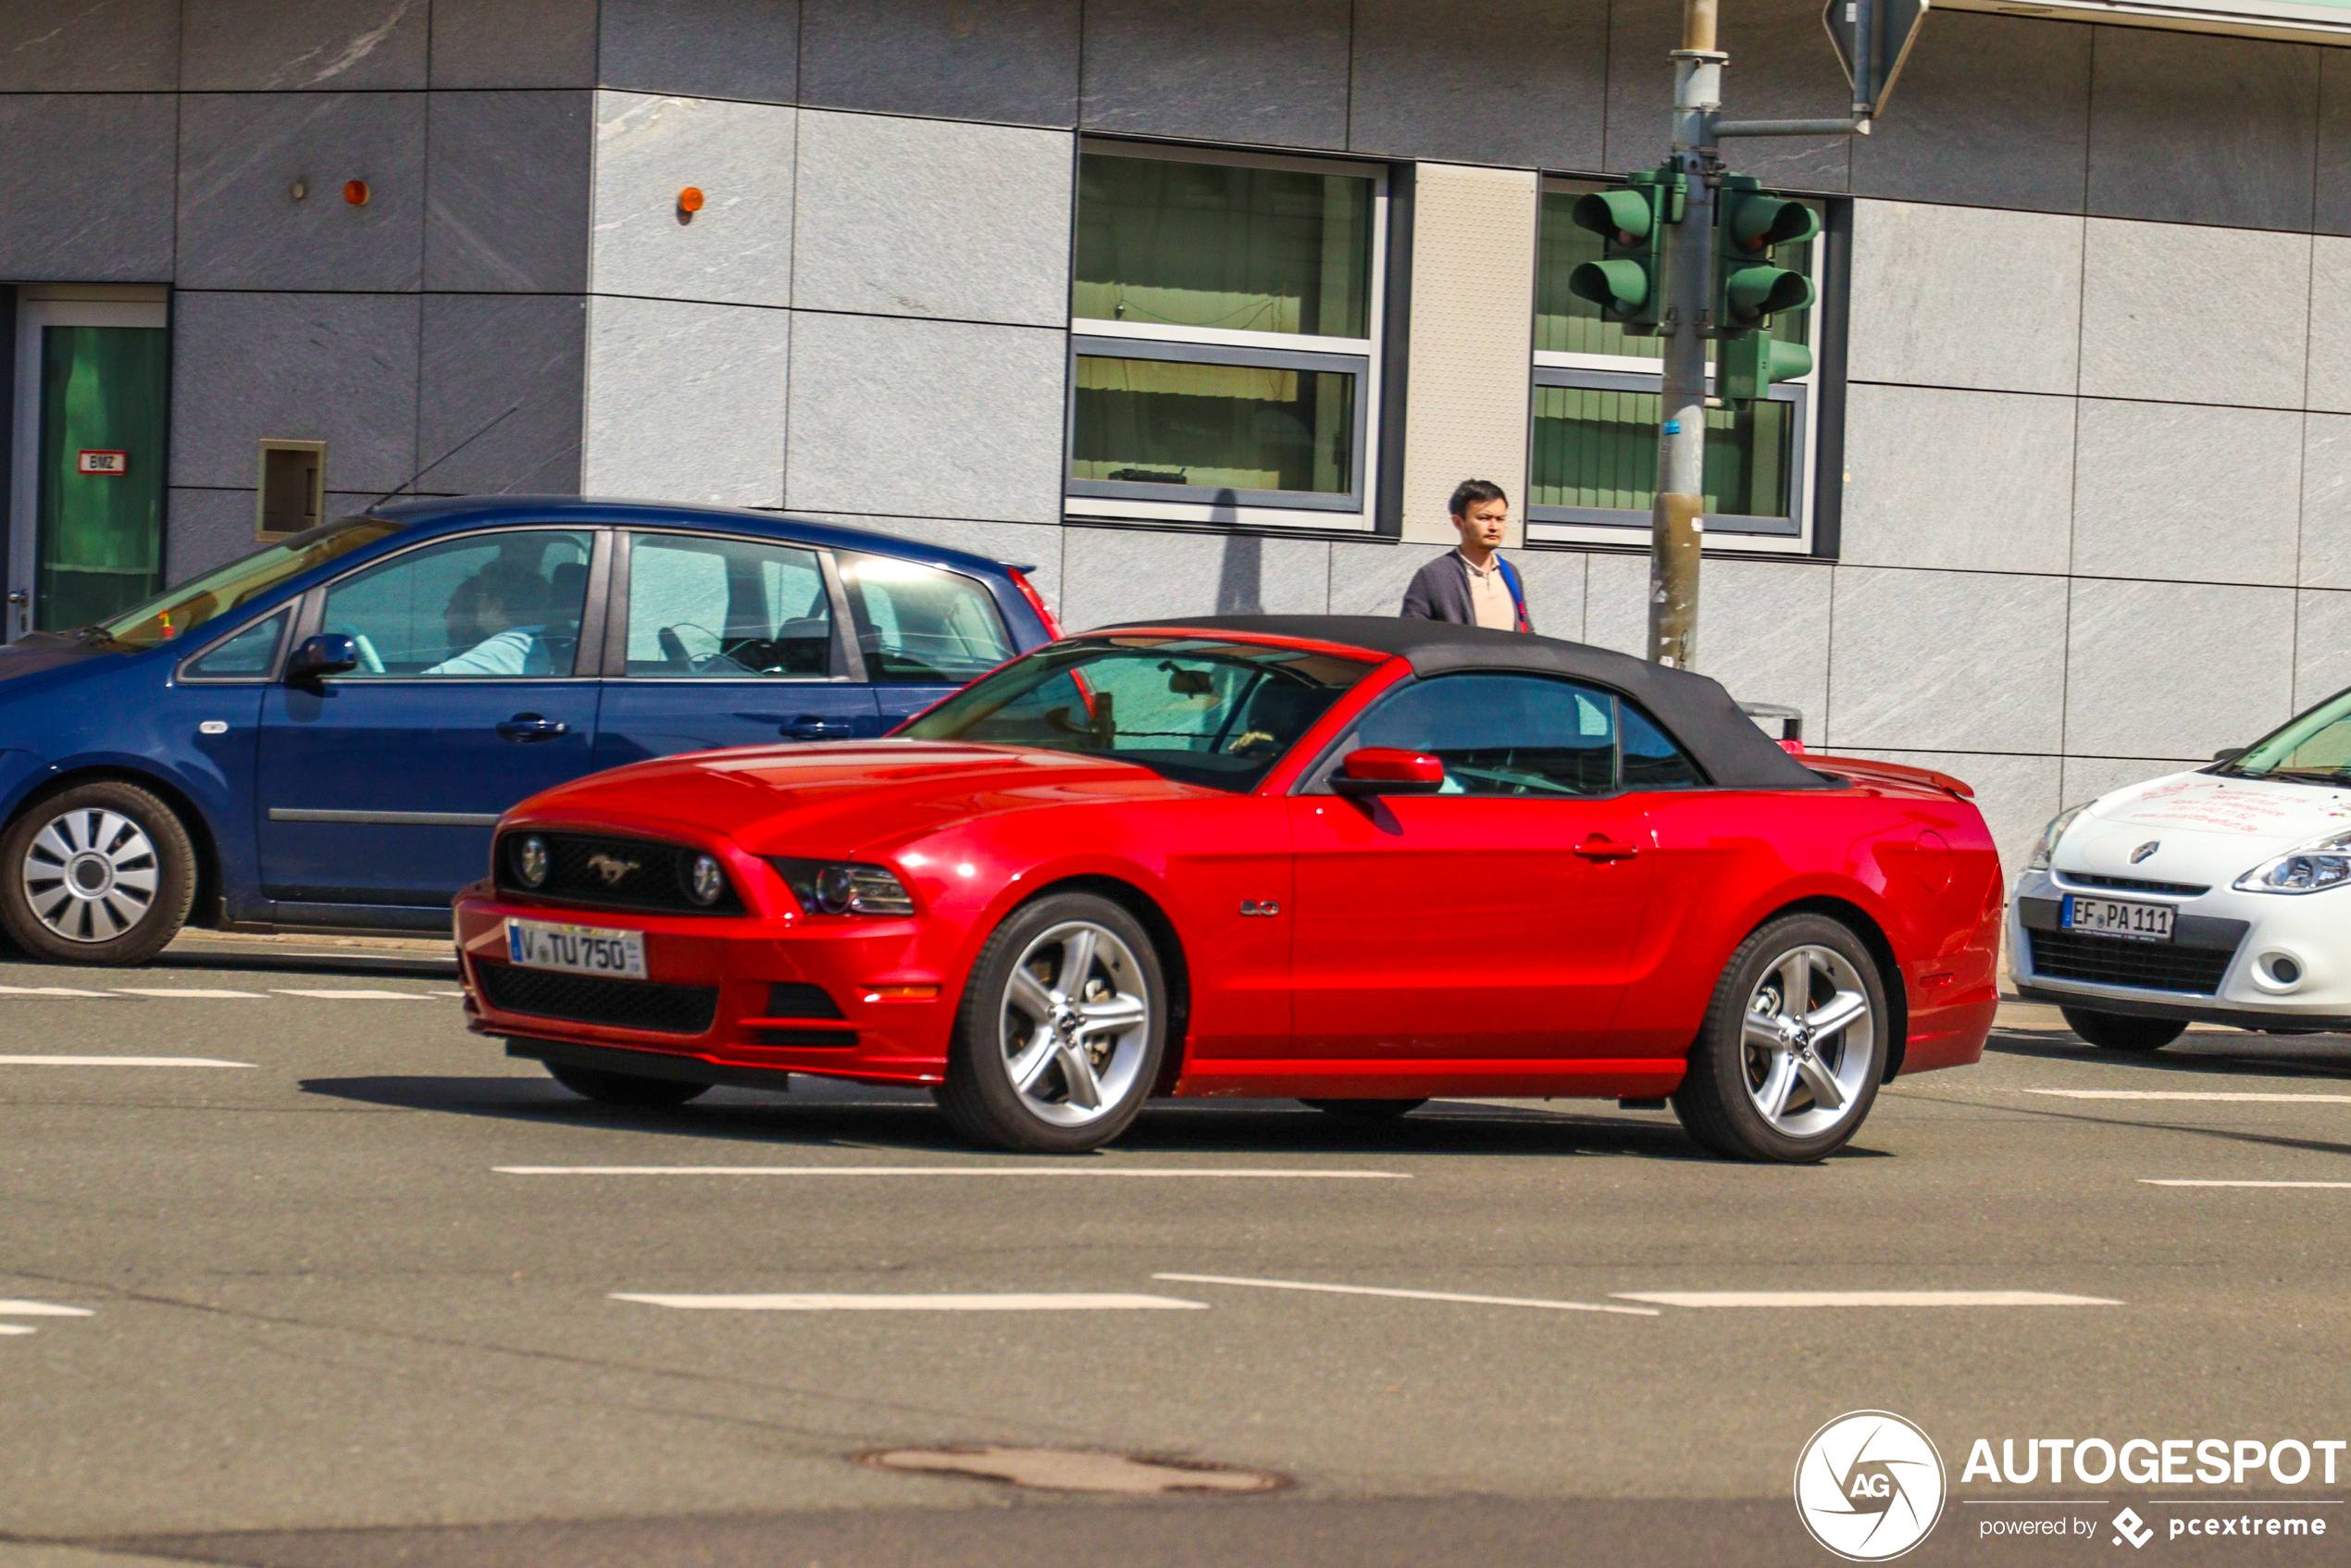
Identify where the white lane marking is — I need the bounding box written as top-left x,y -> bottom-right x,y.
0,986 -> 117,997
114,988 -> 265,999
0,1325 -> 32,1336
430,989 -> 468,997
1153,1273 -> 1659,1317
0,1055 -> 254,1068
2142,1179 -> 2351,1188
613,1292 -> 1206,1312
1612,1290 -> 2122,1308
2021,1089 -> 2351,1103
0,1300 -> 93,1317
269,989 -> 431,1000
498,1165 -> 1409,1178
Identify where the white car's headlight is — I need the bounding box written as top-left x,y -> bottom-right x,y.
2027,803 -> 2089,872
2234,830 -> 2351,894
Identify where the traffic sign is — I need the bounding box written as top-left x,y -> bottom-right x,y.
1821,0 -> 1928,117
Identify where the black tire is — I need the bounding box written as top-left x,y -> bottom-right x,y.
1300,1098 -> 1427,1121
0,781 -> 197,966
934,891 -> 1168,1154
1671,913 -> 1890,1163
546,1063 -> 712,1108
2060,1006 -> 2186,1052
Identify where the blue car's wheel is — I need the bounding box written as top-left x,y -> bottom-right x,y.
0,781 -> 196,965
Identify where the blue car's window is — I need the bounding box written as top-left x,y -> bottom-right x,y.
180,610 -> 289,679
318,530 -> 594,678
89,517 -> 399,651
837,552 -> 1013,684
624,532 -> 834,678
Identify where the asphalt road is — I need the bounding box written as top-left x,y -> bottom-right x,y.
3,943 -> 2348,1568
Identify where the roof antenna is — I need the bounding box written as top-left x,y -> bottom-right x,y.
367,402 -> 523,509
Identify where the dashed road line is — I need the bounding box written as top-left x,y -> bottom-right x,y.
1612,1290 -> 2122,1308
1154,1273 -> 1658,1316
499,1165 -> 1410,1179
114,988 -> 265,999
0,1300 -> 94,1317
0,986 -> 116,997
2021,1089 -> 2351,1103
0,1055 -> 254,1068
614,1292 -> 1207,1312
2141,1179 -> 2351,1188
268,989 -> 433,1001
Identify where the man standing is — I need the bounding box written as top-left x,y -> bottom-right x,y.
1400,479 -> 1532,631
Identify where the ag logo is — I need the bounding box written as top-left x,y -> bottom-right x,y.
1793,1411 -> 1947,1562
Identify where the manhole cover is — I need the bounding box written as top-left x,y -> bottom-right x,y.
860,1445 -> 1287,1496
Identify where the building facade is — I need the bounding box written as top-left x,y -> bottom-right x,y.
5,0 -> 2349,870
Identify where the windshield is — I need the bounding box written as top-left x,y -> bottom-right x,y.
81,517 -> 403,651
898,635 -> 1374,791
2220,688 -> 2351,786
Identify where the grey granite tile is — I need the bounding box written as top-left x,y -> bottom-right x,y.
2304,237 -> 2351,414
2079,218 -> 2309,410
417,293 -> 587,495
1327,540 -> 1431,619
0,95 -> 176,282
794,513 -> 1064,608
2087,26 -> 2319,232
2318,50 -> 2351,237
429,0 -> 597,87
2296,589 -> 2351,710
1355,0 -> 1607,170
181,0 -> 429,91
597,0 -> 798,104
1841,747 -> 2063,877
2063,578 -> 2298,760
425,90 -> 591,292
1850,11 -> 2090,214
1511,547 -> 1587,641
1826,566 -> 2068,753
165,487 -> 261,584
0,0 -> 178,90
1607,0 -> 1845,190
2070,401 -> 2301,588
580,294 -> 790,507
1584,551 -> 1829,726
1059,526 -> 1328,630
784,311 -> 1065,524
1582,551 -> 1647,656
1079,0 -> 1350,150
1847,200 -> 2082,396
177,92 -> 427,292
2300,413 -> 2351,590
589,91 -> 795,308
168,291 -> 422,493
791,111 -> 1071,327
1837,385 -> 2074,575
800,0 -> 1079,126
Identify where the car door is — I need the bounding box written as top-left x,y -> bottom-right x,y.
835,549 -> 1022,730
254,527 -> 605,908
591,529 -> 879,767
1285,672 -> 1656,1060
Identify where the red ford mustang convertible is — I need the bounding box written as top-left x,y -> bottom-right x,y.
454,618 -> 2001,1161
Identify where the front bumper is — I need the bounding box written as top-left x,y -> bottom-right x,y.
2007,869 -> 2351,1030
454,884 -> 962,1088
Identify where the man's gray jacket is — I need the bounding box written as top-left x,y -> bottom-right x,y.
1399,551 -> 1531,632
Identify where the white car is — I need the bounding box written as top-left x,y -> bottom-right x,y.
2009,688 -> 2351,1050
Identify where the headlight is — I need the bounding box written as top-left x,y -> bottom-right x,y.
2027,804 -> 2088,872
2234,830 -> 2351,894
684,852 -> 728,907
768,857 -> 914,916
515,834 -> 550,888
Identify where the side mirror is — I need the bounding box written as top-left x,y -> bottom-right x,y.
1330,747 -> 1446,798
287,633 -> 358,682
2212,746 -> 2247,764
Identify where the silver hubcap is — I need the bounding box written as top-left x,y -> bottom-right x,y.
1742,945 -> 1874,1137
22,808 -> 161,943
999,920 -> 1151,1127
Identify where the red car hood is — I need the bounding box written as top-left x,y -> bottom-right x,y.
509,740 -> 1213,856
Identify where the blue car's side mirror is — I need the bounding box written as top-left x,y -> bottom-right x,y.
287,633 -> 358,682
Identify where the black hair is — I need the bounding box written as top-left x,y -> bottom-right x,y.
1449,479 -> 1508,517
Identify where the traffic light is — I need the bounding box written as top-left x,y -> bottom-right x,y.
1566,168 -> 1682,336
1714,175 -> 1819,403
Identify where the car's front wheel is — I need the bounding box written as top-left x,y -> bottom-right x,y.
936,892 -> 1167,1153
2059,1006 -> 2186,1052
546,1062 -> 712,1108
1672,914 -> 1889,1163
0,781 -> 197,965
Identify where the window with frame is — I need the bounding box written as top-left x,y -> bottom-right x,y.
1528,179 -> 1823,549
1326,674 -> 1706,797
1066,143 -> 1387,530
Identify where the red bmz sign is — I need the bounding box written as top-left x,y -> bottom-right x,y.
77,450 -> 128,476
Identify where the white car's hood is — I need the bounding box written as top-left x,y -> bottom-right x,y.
2059,771 -> 2351,884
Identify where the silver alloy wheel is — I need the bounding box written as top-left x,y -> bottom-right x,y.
1741,944 -> 1874,1138
21,807 -> 161,943
998,918 -> 1151,1127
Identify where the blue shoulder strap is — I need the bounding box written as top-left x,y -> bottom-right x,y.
1495,555 -> 1530,630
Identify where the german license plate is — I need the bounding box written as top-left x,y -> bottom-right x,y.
2061,895 -> 2174,942
505,918 -> 647,978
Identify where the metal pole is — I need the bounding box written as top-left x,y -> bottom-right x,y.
1649,0 -> 1721,671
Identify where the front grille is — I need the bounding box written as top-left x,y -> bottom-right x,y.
2062,872 -> 2211,897
478,963 -> 719,1036
2027,930 -> 2236,995
495,831 -> 741,915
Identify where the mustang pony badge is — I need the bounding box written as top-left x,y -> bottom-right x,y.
584,852 -> 641,887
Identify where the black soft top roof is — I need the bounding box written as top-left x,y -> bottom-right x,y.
1101,615 -> 1828,790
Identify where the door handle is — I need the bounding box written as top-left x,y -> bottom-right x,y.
780,716 -> 854,740
496,714 -> 570,742
1574,834 -> 1640,862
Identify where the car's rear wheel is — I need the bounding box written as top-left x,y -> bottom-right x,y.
2059,1006 -> 2186,1052
0,781 -> 196,965
1300,1098 -> 1427,1121
1672,914 -> 1888,1163
935,892 -> 1167,1154
546,1062 -> 712,1108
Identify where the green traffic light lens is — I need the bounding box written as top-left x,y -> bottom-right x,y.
1570,188 -> 1655,243
1568,258 -> 1650,318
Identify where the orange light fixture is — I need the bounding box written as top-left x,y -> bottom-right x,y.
677,185 -> 705,214
861,984 -> 939,1004
343,180 -> 370,206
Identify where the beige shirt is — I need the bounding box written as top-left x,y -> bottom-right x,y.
1459,551 -> 1517,630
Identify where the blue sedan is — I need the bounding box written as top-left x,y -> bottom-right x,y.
0,497 -> 1058,964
